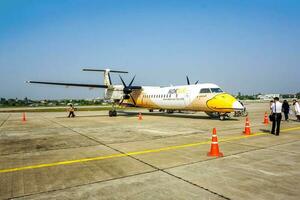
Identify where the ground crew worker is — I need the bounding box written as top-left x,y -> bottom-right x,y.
293,99 -> 300,121
68,104 -> 76,118
282,100 -> 290,121
270,97 -> 282,135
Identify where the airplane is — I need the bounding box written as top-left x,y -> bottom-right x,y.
27,68 -> 244,120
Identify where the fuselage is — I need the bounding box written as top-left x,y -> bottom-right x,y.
125,83 -> 244,113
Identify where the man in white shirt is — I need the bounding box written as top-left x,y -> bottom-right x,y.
270,97 -> 282,135
293,99 -> 300,121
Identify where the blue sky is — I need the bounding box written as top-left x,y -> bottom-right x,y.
0,0 -> 299,99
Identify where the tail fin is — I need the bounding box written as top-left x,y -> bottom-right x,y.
82,68 -> 128,86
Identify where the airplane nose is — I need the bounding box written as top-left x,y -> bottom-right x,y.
233,100 -> 244,110
207,93 -> 241,112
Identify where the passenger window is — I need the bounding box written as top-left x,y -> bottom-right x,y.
200,88 -> 211,93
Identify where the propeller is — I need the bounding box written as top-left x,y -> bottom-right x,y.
186,76 -> 190,85
186,75 -> 199,85
119,75 -> 142,105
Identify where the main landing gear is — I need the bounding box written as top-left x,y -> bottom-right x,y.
109,103 -> 117,117
218,113 -> 230,120
205,112 -> 230,120
108,110 -> 117,117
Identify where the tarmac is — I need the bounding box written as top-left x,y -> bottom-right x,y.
0,102 -> 299,200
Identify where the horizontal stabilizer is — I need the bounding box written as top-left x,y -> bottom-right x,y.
26,81 -> 108,88
82,69 -> 128,73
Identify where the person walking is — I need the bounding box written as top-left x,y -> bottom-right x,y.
282,100 -> 290,121
293,99 -> 300,121
270,97 -> 282,136
67,104 -> 76,118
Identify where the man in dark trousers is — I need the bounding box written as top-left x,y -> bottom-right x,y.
282,100 -> 290,121
271,97 -> 282,135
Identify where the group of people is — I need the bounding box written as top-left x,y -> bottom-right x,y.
270,98 -> 300,135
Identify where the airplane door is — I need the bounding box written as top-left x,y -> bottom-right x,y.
184,90 -> 191,106
141,95 -> 143,105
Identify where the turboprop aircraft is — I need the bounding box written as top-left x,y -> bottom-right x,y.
27,69 -> 244,120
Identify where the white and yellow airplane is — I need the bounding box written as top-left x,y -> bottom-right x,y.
27,69 -> 244,120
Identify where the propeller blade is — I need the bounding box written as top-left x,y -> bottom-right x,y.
119,98 -> 125,105
119,75 -> 127,87
130,94 -> 136,105
186,76 -> 190,85
195,80 -> 199,84
128,75 -> 136,87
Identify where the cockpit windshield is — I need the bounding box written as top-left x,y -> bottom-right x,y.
210,88 -> 223,93
200,88 -> 211,93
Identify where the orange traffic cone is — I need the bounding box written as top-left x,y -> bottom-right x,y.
243,117 -> 251,135
207,128 -> 223,157
138,112 -> 143,120
22,112 -> 26,122
263,112 -> 269,125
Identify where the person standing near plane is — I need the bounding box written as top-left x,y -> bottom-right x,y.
293,99 -> 300,121
67,104 -> 76,118
270,97 -> 282,135
269,100 -> 274,110
282,100 -> 290,121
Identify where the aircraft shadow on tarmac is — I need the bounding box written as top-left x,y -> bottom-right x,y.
56,111 -> 239,121
117,111 -> 239,121
56,114 -> 108,118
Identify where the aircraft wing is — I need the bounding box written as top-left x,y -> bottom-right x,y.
26,81 -> 108,88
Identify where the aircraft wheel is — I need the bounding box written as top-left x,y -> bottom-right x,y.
205,112 -> 219,118
219,115 -> 226,121
109,110 -> 117,117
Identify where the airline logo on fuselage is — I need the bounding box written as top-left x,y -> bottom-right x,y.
168,88 -> 187,95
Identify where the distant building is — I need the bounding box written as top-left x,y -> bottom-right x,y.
258,94 -> 280,100
281,94 -> 296,99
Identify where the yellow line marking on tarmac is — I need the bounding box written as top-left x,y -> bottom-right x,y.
281,126 -> 300,132
0,126 -> 300,174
